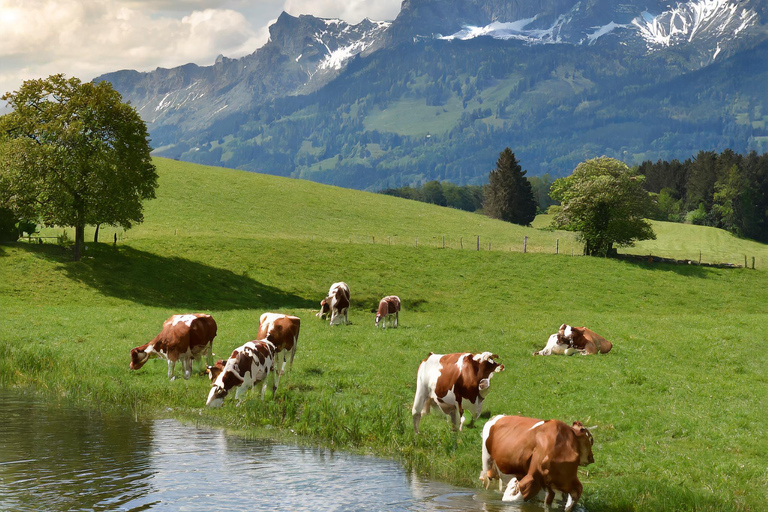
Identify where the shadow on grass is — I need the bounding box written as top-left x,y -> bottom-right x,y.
615,256 -> 714,278
22,243 -> 315,310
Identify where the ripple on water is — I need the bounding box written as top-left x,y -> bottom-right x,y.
0,392 -> 583,511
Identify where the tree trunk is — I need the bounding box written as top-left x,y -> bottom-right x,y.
94,223 -> 100,243
73,223 -> 85,261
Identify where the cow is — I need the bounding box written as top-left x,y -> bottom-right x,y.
257,312 -> 300,394
316,282 -> 350,325
480,415 -> 594,512
130,313 -> 217,380
206,340 -> 276,407
411,352 -> 504,433
375,295 -> 400,329
559,324 -> 613,355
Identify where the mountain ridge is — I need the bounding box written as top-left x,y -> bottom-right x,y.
94,0 -> 768,190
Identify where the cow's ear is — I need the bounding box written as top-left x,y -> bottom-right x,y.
491,354 -> 500,360
559,324 -> 567,334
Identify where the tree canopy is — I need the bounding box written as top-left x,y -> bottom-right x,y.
549,156 -> 655,256
483,148 -> 537,225
0,74 -> 157,260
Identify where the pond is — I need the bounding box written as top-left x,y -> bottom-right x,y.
0,390 -> 560,511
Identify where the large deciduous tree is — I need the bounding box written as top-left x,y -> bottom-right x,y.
0,74 -> 157,260
549,157 -> 655,256
484,148 -> 537,225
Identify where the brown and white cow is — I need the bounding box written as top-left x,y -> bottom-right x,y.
411,352 -> 504,433
316,282 -> 350,325
257,312 -> 300,394
375,295 -> 400,329
480,415 -> 594,511
533,332 -> 582,356
130,314 -> 217,380
206,340 -> 276,407
559,324 -> 613,355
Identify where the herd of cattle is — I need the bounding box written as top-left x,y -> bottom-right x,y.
128,280 -> 612,511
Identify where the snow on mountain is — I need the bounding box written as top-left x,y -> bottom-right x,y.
439,17 -> 564,43
632,0 -> 759,56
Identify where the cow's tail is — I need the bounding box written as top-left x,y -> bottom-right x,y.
290,323 -> 300,368
411,360 -> 430,434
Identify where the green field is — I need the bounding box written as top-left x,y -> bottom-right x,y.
2,158 -> 766,511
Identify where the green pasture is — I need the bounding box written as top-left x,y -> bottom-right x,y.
1,158 -> 766,511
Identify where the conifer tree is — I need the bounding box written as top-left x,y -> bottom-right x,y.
483,148 -> 537,225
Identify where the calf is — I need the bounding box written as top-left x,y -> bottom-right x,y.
130,314 -> 217,380
480,415 -> 594,511
316,282 -> 350,325
206,340 -> 276,407
412,352 -> 504,433
375,295 -> 400,329
559,324 -> 613,355
257,312 -> 300,394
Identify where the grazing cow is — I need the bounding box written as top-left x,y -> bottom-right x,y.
375,295 -> 400,329
257,312 -> 300,394
559,324 -> 613,355
412,352 -> 504,433
130,314 -> 217,380
480,415 -> 594,512
316,282 -> 350,325
206,340 -> 276,407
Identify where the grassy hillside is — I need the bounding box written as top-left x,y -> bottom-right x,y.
2,158 -> 767,511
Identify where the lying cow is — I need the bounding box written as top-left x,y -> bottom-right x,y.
375,295 -> 400,329
257,312 -> 300,394
316,281 -> 350,325
130,313 -> 217,380
561,324 -> 613,354
412,351 -> 504,433
480,415 -> 594,512
534,324 -> 613,356
206,340 -> 276,407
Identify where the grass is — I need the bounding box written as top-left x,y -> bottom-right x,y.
2,158 -> 767,511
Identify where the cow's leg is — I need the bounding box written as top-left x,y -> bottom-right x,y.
563,480 -> 582,512
517,474 -> 543,502
329,309 -> 337,326
394,311 -> 398,328
272,363 -> 281,396
260,377 -> 269,400
182,356 -> 193,380
206,341 -> 214,367
167,359 -> 176,380
480,425 -> 495,489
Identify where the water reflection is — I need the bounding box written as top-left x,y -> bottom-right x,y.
0,390 -> 577,511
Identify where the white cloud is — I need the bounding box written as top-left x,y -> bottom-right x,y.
0,0 -> 265,97
282,0 -> 400,23
0,0 -> 402,101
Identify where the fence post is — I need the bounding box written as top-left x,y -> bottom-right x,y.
372,236 -> 375,244
524,236 -> 527,253
556,239 -> 559,254
415,238 -> 418,247
745,255 -> 747,268
488,242 -> 491,251
460,237 -> 463,249
699,251 -> 701,265
476,235 -> 480,251
443,235 -> 445,249
752,256 -> 755,269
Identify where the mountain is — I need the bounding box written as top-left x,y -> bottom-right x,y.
95,0 -> 768,190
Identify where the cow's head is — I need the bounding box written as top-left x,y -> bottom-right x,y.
205,359 -> 227,382
571,421 -> 595,466
206,360 -> 244,407
473,352 -> 504,394
316,298 -> 331,318
129,347 -> 150,370
559,324 -> 574,342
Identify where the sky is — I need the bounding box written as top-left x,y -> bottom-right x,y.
0,0 -> 402,100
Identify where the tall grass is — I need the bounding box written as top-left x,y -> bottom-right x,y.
2,158 -> 766,511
